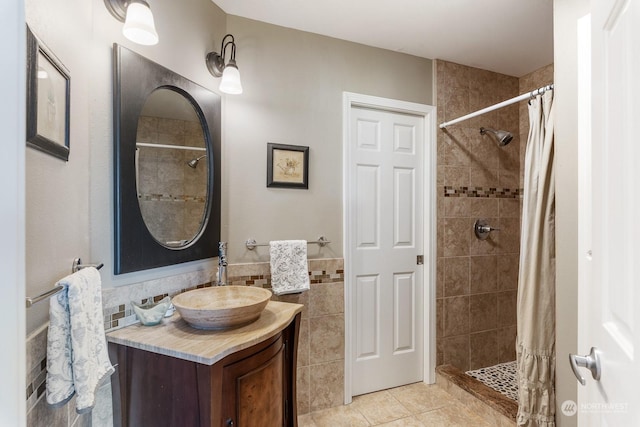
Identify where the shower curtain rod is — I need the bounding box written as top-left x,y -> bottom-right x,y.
136,142 -> 206,152
439,83 -> 554,129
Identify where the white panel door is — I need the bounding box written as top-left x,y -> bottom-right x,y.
349,106 -> 424,396
574,0 -> 640,424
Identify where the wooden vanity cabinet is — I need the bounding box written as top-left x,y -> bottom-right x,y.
109,313 -> 300,427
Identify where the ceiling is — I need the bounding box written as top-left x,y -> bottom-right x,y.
212,0 -> 554,77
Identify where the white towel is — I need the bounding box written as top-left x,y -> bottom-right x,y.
46,267 -> 114,414
269,240 -> 310,296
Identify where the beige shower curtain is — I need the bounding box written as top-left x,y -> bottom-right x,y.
516,90 -> 555,427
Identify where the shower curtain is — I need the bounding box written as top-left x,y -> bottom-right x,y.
516,90 -> 555,427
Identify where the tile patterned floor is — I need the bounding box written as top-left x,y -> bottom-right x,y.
298,382 -> 494,426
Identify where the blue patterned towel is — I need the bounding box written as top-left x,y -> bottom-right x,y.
46,267 -> 114,413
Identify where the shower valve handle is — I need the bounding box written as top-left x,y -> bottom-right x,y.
569,347 -> 601,386
474,219 -> 499,240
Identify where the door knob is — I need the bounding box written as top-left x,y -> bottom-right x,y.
569,347 -> 601,386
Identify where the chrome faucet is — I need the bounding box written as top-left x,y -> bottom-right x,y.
217,242 -> 228,286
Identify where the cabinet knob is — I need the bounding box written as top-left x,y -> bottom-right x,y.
226,418 -> 234,426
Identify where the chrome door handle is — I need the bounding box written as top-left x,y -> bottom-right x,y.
569,347 -> 601,386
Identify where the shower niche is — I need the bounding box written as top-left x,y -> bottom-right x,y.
113,44 -> 221,274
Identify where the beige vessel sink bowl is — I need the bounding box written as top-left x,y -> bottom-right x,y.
172,286 -> 272,330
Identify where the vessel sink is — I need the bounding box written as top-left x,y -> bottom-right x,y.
172,286 -> 272,330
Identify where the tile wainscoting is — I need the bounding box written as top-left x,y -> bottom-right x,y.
26,324 -> 110,427
25,258 -> 345,424
226,258 -> 345,414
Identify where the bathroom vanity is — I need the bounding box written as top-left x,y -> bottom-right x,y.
107,301 -> 302,427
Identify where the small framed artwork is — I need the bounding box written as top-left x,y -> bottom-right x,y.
26,26 -> 70,161
267,143 -> 309,189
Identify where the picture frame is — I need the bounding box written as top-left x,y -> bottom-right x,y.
267,143 -> 309,189
26,26 -> 70,161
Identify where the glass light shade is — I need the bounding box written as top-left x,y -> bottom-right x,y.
122,2 -> 159,46
219,65 -> 243,95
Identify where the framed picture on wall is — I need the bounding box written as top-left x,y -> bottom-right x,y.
267,143 -> 309,189
26,26 -> 70,161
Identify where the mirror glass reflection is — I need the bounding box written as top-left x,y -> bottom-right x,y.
136,88 -> 208,248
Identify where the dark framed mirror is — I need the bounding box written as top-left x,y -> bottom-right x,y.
113,44 -> 221,274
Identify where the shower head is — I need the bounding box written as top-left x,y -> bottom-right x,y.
480,127 -> 513,146
187,154 -> 207,169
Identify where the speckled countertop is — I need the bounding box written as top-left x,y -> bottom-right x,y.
106,301 -> 303,366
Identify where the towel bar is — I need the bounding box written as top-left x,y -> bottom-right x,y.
245,236 -> 330,251
25,258 -> 104,308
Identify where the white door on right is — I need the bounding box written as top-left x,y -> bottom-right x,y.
575,0 -> 640,424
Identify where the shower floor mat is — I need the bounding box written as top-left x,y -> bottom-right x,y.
466,361 -> 519,402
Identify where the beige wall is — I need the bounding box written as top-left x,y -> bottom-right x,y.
25,0 -> 92,335
223,15 -> 434,262
553,0 -> 589,425
435,60 -> 521,372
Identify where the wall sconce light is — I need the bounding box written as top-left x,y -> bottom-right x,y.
206,34 -> 243,95
104,0 -> 159,46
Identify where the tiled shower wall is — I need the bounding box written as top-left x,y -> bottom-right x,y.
25,258 -> 343,424
137,115 -> 207,244
435,61 -> 554,373
435,60 -> 521,372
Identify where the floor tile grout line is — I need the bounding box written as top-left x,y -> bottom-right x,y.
392,384 -> 457,417
388,389 -> 412,416
356,406 -> 373,426
360,389 -> 413,426
388,388 -> 431,420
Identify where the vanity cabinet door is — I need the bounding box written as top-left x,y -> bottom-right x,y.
221,334 -> 285,426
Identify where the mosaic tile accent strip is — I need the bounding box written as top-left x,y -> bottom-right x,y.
444,186 -> 523,199
138,193 -> 206,203
26,356 -> 47,410
466,360 -> 519,402
228,268 -> 344,288
25,324 -> 49,413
